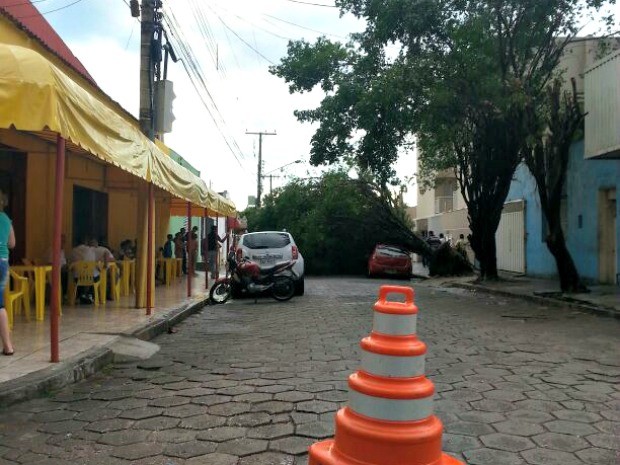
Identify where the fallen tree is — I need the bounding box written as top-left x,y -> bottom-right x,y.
244,172 -> 472,277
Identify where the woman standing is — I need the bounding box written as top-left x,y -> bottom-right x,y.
0,190 -> 15,355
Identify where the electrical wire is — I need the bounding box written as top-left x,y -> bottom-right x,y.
186,0 -> 228,79
0,0 -> 53,8
262,13 -> 347,39
124,20 -> 135,50
280,0 -> 338,8
8,0 -> 89,18
210,9 -> 277,65
210,3 -> 294,41
162,9 -> 251,172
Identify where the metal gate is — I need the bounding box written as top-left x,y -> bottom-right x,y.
496,200 -> 526,273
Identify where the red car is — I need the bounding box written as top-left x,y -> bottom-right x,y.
368,244 -> 412,279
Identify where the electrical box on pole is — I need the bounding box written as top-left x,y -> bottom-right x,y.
154,80 -> 175,134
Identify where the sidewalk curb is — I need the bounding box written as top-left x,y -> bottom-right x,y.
0,297 -> 208,408
449,282 -> 619,318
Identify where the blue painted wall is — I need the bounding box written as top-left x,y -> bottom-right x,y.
506,164 -> 557,277
506,140 -> 620,282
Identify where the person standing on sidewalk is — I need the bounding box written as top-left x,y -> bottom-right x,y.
0,191 -> 15,355
206,225 -> 225,279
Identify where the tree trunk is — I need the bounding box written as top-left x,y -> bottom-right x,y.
470,218 -> 500,281
545,206 -> 587,293
524,80 -> 587,294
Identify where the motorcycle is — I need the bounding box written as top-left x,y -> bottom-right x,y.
209,251 -> 297,304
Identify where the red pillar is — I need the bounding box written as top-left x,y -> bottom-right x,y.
204,209 -> 209,290
215,214 -> 220,278
187,201 -> 192,297
225,219 -> 230,270
50,134 -> 65,363
146,183 -> 154,315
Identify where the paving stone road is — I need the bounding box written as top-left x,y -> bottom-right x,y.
0,277 -> 618,465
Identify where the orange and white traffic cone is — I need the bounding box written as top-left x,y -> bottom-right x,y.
308,285 -> 464,465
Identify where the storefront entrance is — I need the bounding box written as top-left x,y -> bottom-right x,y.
73,185 -> 108,246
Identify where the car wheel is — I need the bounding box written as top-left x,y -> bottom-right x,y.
295,278 -> 305,296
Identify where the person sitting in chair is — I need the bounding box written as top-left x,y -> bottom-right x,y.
70,237 -> 99,305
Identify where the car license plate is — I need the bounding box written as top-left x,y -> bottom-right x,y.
385,269 -> 397,274
253,254 -> 282,265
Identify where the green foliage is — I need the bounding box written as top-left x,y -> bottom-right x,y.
271,0 -> 615,279
242,172 -> 422,275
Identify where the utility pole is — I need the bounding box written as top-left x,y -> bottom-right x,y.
139,0 -> 156,139
263,174 -> 282,194
246,130 -> 276,208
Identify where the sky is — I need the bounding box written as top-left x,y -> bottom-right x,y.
37,0 -> 419,211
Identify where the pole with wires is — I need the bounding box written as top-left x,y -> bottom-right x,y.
246,130 -> 276,208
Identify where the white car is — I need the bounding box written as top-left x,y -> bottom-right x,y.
236,231 -> 305,295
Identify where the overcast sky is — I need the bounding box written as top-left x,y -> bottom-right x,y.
38,0 -> 418,211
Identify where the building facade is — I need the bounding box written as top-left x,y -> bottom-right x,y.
413,40 -> 619,282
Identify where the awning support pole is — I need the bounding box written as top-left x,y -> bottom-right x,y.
226,218 -> 230,261
215,215 -> 220,278
187,201 -> 192,298
50,134 -> 65,363
204,209 -> 209,290
146,182 -> 154,315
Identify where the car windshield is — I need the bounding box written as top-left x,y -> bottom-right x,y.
243,233 -> 291,249
376,246 -> 408,257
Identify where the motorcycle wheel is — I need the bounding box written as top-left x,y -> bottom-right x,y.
271,276 -> 295,301
210,281 -> 232,304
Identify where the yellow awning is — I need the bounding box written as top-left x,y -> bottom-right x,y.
0,42 -> 235,216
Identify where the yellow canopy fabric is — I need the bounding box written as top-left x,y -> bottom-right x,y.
0,42 -> 235,216
0,43 -> 150,180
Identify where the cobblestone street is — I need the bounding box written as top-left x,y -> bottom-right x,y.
0,277 -> 618,465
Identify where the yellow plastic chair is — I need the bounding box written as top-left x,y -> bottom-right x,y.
20,258 -> 36,306
5,271 -> 29,329
68,261 -> 101,307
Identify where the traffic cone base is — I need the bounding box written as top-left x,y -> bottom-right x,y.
309,442 -> 462,465
309,408 -> 461,465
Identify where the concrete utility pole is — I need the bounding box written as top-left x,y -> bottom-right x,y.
246,130 -> 276,208
139,0 -> 156,139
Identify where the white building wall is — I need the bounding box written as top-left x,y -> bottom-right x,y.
584,50 -> 620,159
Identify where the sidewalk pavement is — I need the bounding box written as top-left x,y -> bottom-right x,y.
411,262 -> 620,317
0,274 -> 211,408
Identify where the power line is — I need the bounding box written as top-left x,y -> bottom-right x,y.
281,0 -> 338,8
263,13 -> 347,39
186,0 -> 228,78
124,20 -> 135,50
162,8 -> 251,173
210,3 -> 294,41
210,9 -> 277,65
0,0 -> 55,7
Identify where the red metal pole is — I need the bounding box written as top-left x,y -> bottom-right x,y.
146,183 -> 154,315
215,214 -> 219,278
50,134 -> 65,363
204,209 -> 209,290
187,201 -> 192,297
226,217 -> 230,260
